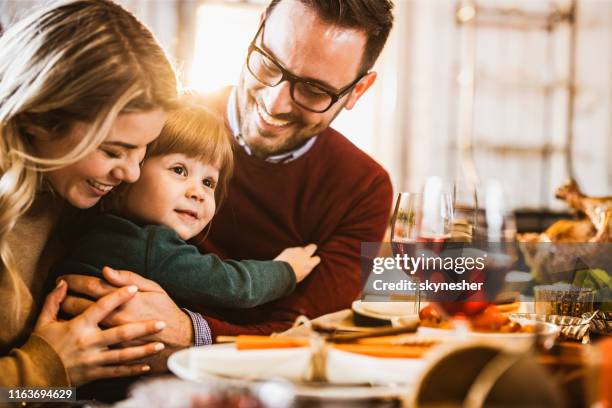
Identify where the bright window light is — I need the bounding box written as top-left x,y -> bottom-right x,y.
187,4 -> 263,92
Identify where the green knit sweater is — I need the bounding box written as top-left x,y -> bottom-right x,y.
55,213 -> 296,309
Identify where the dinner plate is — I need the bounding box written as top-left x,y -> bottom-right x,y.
352,300 -> 420,324
291,382 -> 409,400
307,309 -> 382,333
416,319 -> 559,351
168,344 -> 419,401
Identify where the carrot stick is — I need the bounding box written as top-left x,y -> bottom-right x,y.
332,344 -> 430,358
235,335 -> 310,350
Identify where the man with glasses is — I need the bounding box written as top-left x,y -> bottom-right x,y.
60,0 -> 395,355
187,0 -> 395,339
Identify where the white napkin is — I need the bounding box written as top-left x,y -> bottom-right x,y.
182,345 -> 426,385
189,346 -> 311,382
326,348 -> 425,384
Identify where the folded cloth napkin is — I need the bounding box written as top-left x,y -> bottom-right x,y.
189,346 -> 310,382
325,347 -> 426,385
186,344 -> 426,385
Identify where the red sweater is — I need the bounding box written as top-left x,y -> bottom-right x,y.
192,88 -> 393,337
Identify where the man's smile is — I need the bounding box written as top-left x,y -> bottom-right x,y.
256,102 -> 291,128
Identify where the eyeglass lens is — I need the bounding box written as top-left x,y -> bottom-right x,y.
247,48 -> 333,112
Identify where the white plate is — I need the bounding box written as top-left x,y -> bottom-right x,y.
168,344 -> 419,400
292,383 -> 409,400
352,300 -> 419,322
168,344 -> 310,382
416,319 -> 559,351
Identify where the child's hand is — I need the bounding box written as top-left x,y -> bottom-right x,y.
275,244 -> 321,282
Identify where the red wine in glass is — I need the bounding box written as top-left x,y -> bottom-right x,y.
436,255 -> 511,318
436,180 -> 516,320
391,192 -> 422,308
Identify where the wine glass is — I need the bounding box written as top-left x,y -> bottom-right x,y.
477,179 -> 517,243
390,192 -> 422,313
436,180 -> 517,323
476,179 -> 517,303
391,192 -> 421,244
391,177 -> 454,313
420,176 -> 454,244
450,176 -> 478,242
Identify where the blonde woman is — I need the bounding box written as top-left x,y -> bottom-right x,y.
0,0 -> 180,386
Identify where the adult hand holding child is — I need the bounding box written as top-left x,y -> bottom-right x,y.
34,280 -> 166,385
59,267 -> 195,350
58,267 -> 197,374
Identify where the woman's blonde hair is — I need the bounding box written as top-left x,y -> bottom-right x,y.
0,0 -> 178,296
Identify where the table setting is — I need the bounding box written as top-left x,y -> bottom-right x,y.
98,177 -> 610,407
101,301 -> 606,408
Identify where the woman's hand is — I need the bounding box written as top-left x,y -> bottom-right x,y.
34,280 -> 167,386
59,268 -> 195,349
57,268 -> 195,374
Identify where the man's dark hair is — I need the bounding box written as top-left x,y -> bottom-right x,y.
266,0 -> 394,72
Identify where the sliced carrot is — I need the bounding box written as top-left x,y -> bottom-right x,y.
332,344 -> 430,358
235,335 -> 310,350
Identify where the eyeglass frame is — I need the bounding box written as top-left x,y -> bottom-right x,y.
245,15 -> 369,113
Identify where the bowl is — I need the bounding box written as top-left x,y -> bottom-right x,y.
416,317 -> 559,351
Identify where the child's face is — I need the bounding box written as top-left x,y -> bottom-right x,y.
122,153 -> 218,240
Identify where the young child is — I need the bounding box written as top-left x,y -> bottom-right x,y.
55,104 -> 320,309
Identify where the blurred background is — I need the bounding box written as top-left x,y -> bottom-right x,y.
1,0 -> 611,228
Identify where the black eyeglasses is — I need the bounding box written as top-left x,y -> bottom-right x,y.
246,17 -> 367,113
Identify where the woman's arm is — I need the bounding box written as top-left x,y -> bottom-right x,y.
0,334 -> 70,387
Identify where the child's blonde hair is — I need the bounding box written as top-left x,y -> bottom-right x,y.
145,104 -> 234,205
106,103 -> 233,216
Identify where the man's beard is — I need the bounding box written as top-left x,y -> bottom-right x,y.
237,88 -> 311,158
245,131 -> 310,159
235,76 -> 346,159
